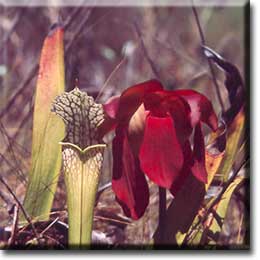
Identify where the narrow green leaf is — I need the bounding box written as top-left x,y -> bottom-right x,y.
22,26 -> 65,222
218,108 -> 245,181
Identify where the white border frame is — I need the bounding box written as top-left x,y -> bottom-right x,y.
0,0 -> 255,259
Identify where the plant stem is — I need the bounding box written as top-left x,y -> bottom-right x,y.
158,186 -> 166,243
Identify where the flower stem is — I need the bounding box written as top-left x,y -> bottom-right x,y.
158,186 -> 166,243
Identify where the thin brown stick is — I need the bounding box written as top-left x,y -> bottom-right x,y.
0,65 -> 38,120
0,104 -> 33,167
7,204 -> 19,247
94,215 -> 131,226
0,153 -> 26,185
0,9 -> 25,53
40,217 -> 59,236
0,120 -> 27,183
95,57 -> 127,102
133,22 -> 161,80
0,189 -> 12,206
64,9 -> 92,53
63,7 -> 83,31
191,3 -> 225,111
0,175 -> 40,243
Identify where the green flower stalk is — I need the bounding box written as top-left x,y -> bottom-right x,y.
51,87 -> 106,248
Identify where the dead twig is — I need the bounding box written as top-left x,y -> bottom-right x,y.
0,120 -> 27,183
64,9 -> 92,53
0,189 -> 12,205
0,175 -> 40,243
133,22 -> 161,80
39,217 -> 59,236
0,65 -> 38,120
63,7 -> 83,31
7,204 -> 19,247
95,56 -> 128,102
0,9 -> 25,54
0,104 -> 33,168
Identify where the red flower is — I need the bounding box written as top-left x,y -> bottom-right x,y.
101,79 -> 218,220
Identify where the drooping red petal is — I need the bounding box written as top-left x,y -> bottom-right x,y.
174,89 -> 218,131
169,141 -> 193,196
139,115 -> 184,189
112,125 -> 149,220
115,79 -> 164,123
191,123 -> 207,183
166,95 -> 193,142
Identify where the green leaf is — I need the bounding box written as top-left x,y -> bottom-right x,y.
22,26 -> 65,222
218,108 -> 245,182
